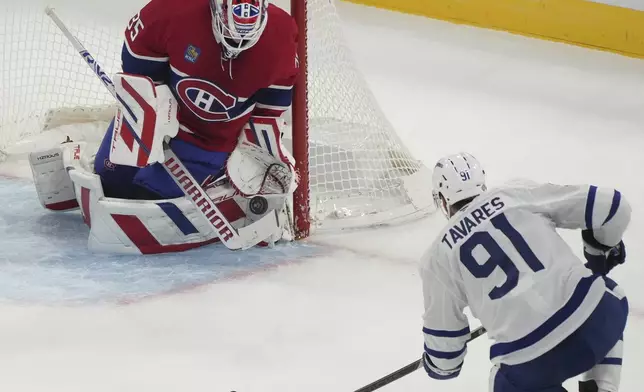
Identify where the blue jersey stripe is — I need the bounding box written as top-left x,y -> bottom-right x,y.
424,344 -> 466,360
423,355 -> 462,380
423,326 -> 471,338
585,185 -> 597,229
602,190 -> 621,225
490,275 -> 599,360
121,43 -> 169,84
600,357 -> 622,365
254,86 -> 293,107
157,202 -> 198,235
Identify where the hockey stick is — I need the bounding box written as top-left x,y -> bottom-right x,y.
45,6 -> 279,250
353,326 -> 487,392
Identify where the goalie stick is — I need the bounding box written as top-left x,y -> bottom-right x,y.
45,6 -> 279,251
353,326 -> 486,392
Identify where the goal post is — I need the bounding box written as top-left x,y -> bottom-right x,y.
291,0 -> 311,239
0,1 -> 436,239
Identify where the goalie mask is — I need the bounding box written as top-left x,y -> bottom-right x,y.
211,0 -> 269,59
432,152 -> 487,218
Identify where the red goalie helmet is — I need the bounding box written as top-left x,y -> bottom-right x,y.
210,0 -> 269,59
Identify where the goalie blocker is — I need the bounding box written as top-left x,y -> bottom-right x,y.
29,74 -> 297,254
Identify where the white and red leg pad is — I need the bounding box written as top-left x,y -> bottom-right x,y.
29,141 -> 92,211
68,167 -> 283,254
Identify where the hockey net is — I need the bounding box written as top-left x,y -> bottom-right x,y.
0,0 -> 435,238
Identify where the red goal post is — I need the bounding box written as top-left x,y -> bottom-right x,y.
291,0 -> 311,239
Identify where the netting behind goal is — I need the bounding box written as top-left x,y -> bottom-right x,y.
298,0 -> 434,233
0,5 -> 122,150
0,1 -> 435,235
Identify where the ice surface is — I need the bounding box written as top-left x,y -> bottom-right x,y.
0,1 -> 643,392
0,178 -> 324,305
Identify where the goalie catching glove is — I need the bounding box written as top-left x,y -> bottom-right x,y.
224,116 -> 299,245
226,117 -> 298,198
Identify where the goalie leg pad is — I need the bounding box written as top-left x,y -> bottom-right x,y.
63,166 -> 233,254
30,147 -> 78,211
70,172 -> 279,254
29,140 -> 97,211
68,165 -> 219,254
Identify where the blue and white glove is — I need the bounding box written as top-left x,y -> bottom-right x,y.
582,229 -> 626,275
422,352 -> 463,380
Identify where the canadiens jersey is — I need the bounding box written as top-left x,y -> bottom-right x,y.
420,180 -> 631,369
121,0 -> 298,152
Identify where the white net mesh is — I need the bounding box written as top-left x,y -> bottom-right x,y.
0,1 -> 434,233
0,5 -> 122,150
303,0 -> 434,230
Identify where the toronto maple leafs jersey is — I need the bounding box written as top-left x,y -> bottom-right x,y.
419,180 -> 631,369
121,0 -> 298,152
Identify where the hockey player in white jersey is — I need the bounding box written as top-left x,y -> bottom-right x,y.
420,152 -> 630,392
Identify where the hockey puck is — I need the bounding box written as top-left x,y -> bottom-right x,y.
249,196 -> 268,215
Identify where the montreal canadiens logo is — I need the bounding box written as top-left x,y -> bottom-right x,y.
176,78 -> 238,122
232,2 -> 260,32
